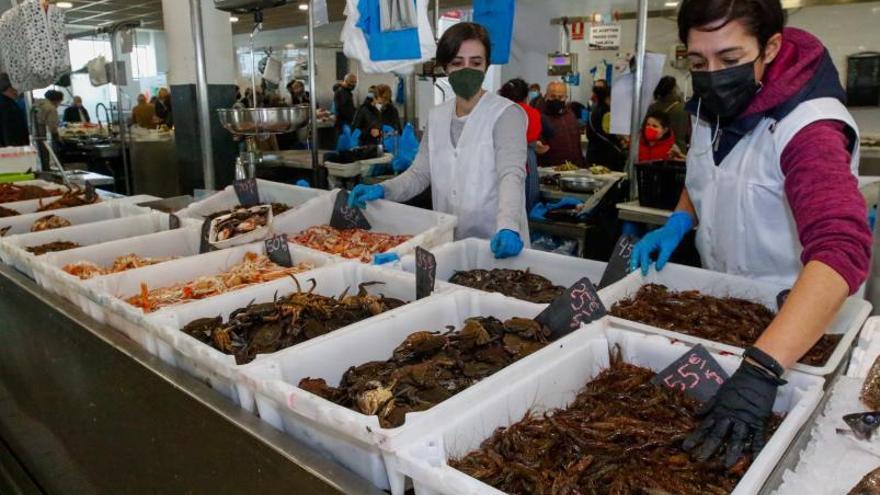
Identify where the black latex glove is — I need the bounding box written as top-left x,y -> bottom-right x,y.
682,360 -> 786,468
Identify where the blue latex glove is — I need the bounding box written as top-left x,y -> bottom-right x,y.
529,202 -> 550,221
351,128 -> 362,147
629,211 -> 694,275
382,125 -> 397,154
548,196 -> 583,209
336,125 -> 353,152
295,179 -> 310,188
348,184 -> 384,209
392,155 -> 411,174
373,252 -> 400,265
490,229 -> 524,259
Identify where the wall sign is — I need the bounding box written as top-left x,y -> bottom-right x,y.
589,23 -> 621,51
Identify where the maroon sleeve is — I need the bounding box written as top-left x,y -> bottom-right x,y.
781,120 -> 872,294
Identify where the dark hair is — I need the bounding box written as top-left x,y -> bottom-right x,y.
45,90 -> 64,103
677,0 -> 786,49
436,22 -> 492,70
0,73 -> 11,93
653,76 -> 678,101
528,83 -> 541,92
592,85 -> 610,102
644,110 -> 672,130
499,78 -> 529,103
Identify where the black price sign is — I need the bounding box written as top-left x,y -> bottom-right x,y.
233,178 -> 260,207
651,344 -> 729,403
777,289 -> 791,311
330,190 -> 372,230
415,246 -> 436,299
535,277 -> 606,339
598,234 -> 639,290
84,180 -> 98,202
169,213 -> 181,230
199,219 -> 213,254
264,234 -> 293,268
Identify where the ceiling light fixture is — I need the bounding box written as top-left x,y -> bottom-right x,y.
302,35 -> 309,39
229,15 -> 239,22
298,3 -> 308,10
664,1 -> 679,6
56,1 -> 73,8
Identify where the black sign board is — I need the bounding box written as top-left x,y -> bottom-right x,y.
777,289 -> 791,311
330,190 -> 372,230
264,234 -> 293,268
199,219 -> 213,254
598,234 -> 639,290
84,180 -> 98,203
233,178 -> 260,207
169,213 -> 181,230
651,344 -> 729,403
415,247 -> 436,299
535,277 -> 606,339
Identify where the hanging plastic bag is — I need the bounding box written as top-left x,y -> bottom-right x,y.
88,56 -> 109,87
341,0 -> 436,75
380,0 -> 417,31
357,0 -> 420,61
473,0 -> 516,65
262,55 -> 283,85
336,125 -> 362,152
391,123 -> 418,173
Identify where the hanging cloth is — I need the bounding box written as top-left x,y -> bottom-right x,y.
380,0 -> 418,31
472,0 -> 516,65
0,0 -> 69,91
88,56 -> 109,86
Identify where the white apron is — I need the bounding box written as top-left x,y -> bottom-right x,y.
428,91 -> 531,244
686,97 -> 860,286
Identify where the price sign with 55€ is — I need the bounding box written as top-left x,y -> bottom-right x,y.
535,277 -> 606,339
651,344 -> 729,403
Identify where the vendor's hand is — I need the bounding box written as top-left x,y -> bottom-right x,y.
370,128 -> 381,138
373,252 -> 400,265
629,211 -> 694,275
348,184 -> 384,208
683,360 -> 785,468
529,203 -> 550,221
535,141 -> 550,154
295,179 -> 310,188
550,197 -> 583,209
490,229 -> 524,259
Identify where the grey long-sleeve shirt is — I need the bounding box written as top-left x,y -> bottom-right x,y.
382,103 -> 528,234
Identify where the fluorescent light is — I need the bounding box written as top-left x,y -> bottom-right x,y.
302,35 -> 309,39
285,43 -> 295,48
298,3 -> 308,10
664,1 -> 679,6
56,1 -> 73,8
229,15 -> 239,22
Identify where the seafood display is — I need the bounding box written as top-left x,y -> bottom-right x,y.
210,205 -> 270,242
207,202 -> 290,219
609,284 -> 841,366
0,205 -> 19,217
26,241 -> 81,255
0,183 -> 63,203
299,316 -> 551,428
291,225 -> 412,263
451,357 -> 782,495
554,161 -> 579,172
31,215 -> 71,232
448,269 -> 564,304
589,164 -> 612,175
125,252 -> 315,313
36,189 -> 99,212
849,466 -> 880,495
181,280 -> 406,365
63,254 -> 178,280
862,355 -> 880,409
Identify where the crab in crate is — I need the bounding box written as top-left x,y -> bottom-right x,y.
290,225 -> 412,263
448,268 -> 565,304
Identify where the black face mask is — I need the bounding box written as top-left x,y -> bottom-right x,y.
691,59 -> 761,120
544,99 -> 565,115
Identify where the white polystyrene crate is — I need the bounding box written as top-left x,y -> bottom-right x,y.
175,178 -> 327,220
0,192 -> 156,216
240,290 -> 592,494
0,180 -> 68,207
147,262 -> 452,410
772,377 -> 880,495
847,316 -> 880,378
82,243 -> 338,355
273,189 -> 457,262
0,194 -> 156,238
599,263 -> 872,376
392,324 -> 824,495
0,212 -> 172,280
397,237 -> 607,300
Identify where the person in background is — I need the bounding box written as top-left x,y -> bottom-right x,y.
131,94 -> 157,129
352,83 -> 401,146
586,84 -> 626,170
154,87 -> 172,127
287,80 -> 310,105
0,73 -> 29,146
63,96 -> 91,124
638,110 -> 685,162
34,90 -> 63,142
537,81 -> 585,168
647,75 -> 689,151
334,73 -> 358,131
528,83 -> 544,108
499,78 -> 542,211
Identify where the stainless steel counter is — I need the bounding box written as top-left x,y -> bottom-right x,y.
0,264 -> 383,495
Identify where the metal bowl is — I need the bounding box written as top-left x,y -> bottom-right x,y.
217,106 -> 310,136
559,175 -> 602,193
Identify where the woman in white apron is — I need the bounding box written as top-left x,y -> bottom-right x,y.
348,22 -> 529,259
630,0 -> 872,468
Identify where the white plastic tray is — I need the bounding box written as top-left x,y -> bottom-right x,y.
80,243 -> 337,354
848,316 -> 880,378
397,237 -> 607,300
175,178 -> 326,220
0,180 -> 68,207
392,324 -> 824,495
274,188 -> 457,263
599,263 -> 872,376
240,290 -> 588,494
147,262 -> 453,410
0,195 -> 155,237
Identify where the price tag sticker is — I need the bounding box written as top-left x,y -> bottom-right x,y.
264,234 -> 293,268
651,344 -> 729,403
598,234 -> 639,290
777,289 -> 791,311
233,178 -> 260,207
169,213 -> 181,230
84,180 -> 98,203
415,246 -> 436,300
535,277 -> 606,339
330,190 -> 372,230
199,219 -> 213,254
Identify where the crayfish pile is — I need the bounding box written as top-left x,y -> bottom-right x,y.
26,241 -> 81,255
182,279 -> 406,365
0,183 -> 63,203
452,357 -> 782,495
299,316 -> 551,428
291,225 -> 412,263
63,254 -> 178,280
609,284 -> 840,366
449,269 -> 565,304
36,188 -> 99,212
0,205 -> 20,217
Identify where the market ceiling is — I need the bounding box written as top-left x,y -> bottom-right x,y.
60,0 -> 164,30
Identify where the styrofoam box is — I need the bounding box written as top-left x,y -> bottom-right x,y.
147,262 -> 456,410
80,243 -> 338,354
0,180 -> 68,206
0,194 -> 156,237
240,291 -> 591,494
847,316 -> 880,378
175,178 -> 326,220
599,263 -> 872,376
0,189 -> 136,215
391,323 -> 825,495
0,212 -> 172,280
274,188 -> 457,262
397,237 -> 607,300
